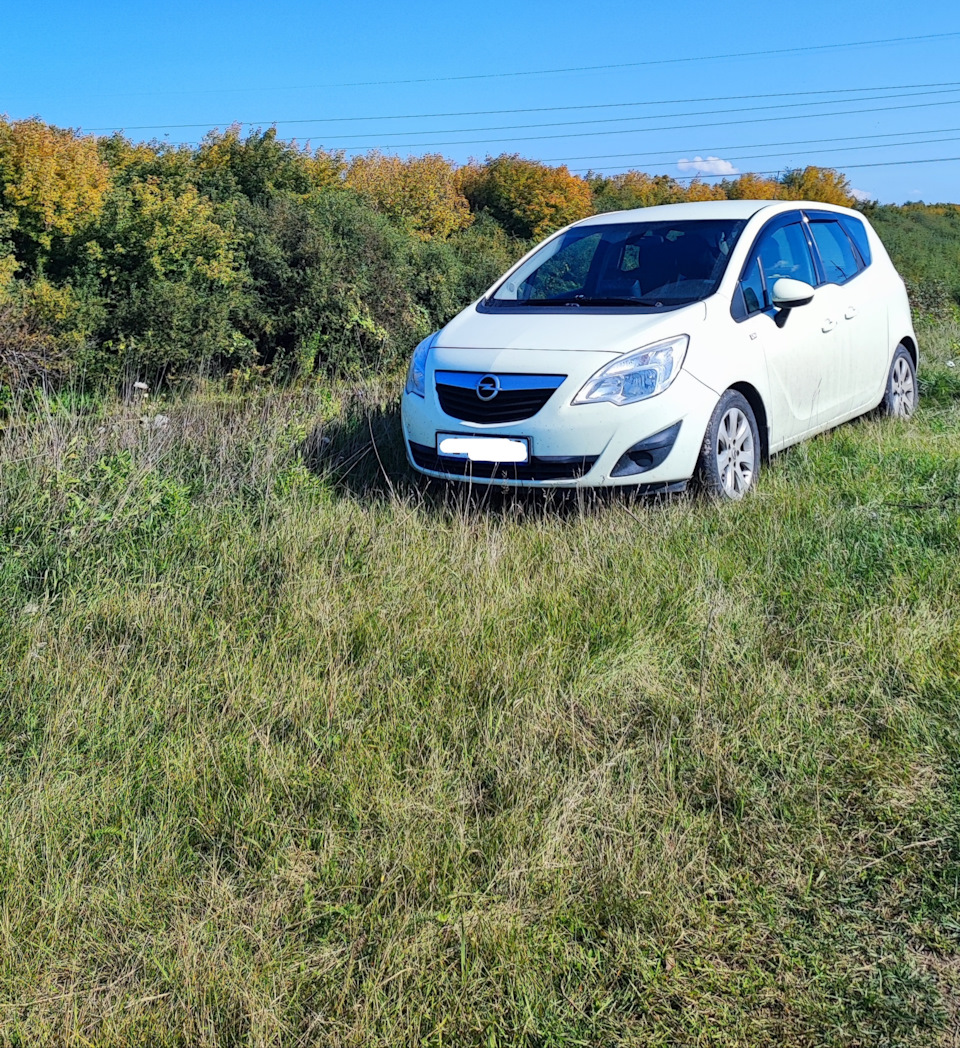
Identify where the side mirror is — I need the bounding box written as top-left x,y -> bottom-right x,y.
771,277 -> 815,310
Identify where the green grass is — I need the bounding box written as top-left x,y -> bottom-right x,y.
2,322 -> 960,1046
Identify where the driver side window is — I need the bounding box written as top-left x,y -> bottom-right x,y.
739,221 -> 816,316
757,223 -> 817,289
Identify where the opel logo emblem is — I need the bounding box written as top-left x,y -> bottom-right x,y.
476,374 -> 500,401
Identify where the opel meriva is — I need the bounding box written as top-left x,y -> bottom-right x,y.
401,200 -> 917,499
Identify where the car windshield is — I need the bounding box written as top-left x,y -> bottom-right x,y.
487,219 -> 746,308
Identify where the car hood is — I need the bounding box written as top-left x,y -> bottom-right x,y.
437,300 -> 709,355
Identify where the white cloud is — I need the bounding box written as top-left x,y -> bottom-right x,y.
676,155 -> 739,176
849,187 -> 873,202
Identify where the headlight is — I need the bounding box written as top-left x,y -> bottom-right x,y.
405,332 -> 437,398
572,335 -> 689,406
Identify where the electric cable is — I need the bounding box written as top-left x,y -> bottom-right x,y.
541,125 -> 960,165
565,133 -> 960,174
659,154 -> 960,180
254,86 -> 960,142
330,96 -> 960,151
83,78 -> 960,133
271,30 -> 960,88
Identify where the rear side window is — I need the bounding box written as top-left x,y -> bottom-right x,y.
809,220 -> 861,285
838,215 -> 872,266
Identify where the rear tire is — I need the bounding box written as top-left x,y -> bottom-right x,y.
879,344 -> 917,418
695,390 -> 760,500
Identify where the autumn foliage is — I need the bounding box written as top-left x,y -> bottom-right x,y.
0,115 -> 900,386
0,119 -> 109,256
778,166 -> 858,207
458,155 -> 594,239
346,152 -> 472,240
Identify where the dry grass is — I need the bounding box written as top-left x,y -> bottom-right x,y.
1,320 -> 959,1046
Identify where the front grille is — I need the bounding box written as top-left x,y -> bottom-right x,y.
409,442 -> 596,481
435,371 -> 566,424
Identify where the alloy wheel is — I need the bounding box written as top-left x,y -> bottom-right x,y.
890,356 -> 916,417
715,407 -> 756,499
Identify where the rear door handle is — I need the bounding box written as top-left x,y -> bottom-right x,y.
822,318 -> 837,333
844,307 -> 858,319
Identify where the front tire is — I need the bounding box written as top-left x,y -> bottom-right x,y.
695,390 -> 760,500
879,344 -> 917,418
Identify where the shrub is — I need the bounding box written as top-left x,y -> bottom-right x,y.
0,118 -> 110,268
589,171 -> 687,213
0,297 -> 66,388
458,155 -> 593,239
75,178 -> 250,380
345,152 -> 473,240
778,166 -> 857,207
194,126 -> 345,203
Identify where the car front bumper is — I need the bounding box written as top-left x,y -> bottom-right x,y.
401,368 -> 718,488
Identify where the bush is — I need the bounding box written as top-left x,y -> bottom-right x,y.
1,119 -> 958,390
866,204 -> 960,313
458,155 -> 593,239
345,152 -> 473,240
0,297 -> 66,388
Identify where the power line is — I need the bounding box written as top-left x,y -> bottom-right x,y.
329,97 -> 960,151
660,154 -> 960,181
569,134 -> 960,175
279,30 -> 960,88
542,126 -> 960,165
83,78 -> 960,133
299,87 -> 960,142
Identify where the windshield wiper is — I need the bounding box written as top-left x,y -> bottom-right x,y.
571,296 -> 647,306
521,298 -> 581,306
521,295 -> 655,307
510,294 -> 675,307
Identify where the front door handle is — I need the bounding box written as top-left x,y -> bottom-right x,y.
844,307 -> 858,319
822,318 -> 838,333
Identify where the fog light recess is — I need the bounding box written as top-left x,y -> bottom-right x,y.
611,421 -> 682,478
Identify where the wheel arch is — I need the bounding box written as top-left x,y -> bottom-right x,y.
729,382 -> 770,461
898,335 -> 918,368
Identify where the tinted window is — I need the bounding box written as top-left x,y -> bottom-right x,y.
740,256 -> 765,315
810,220 -> 860,284
755,222 -> 817,295
838,215 -> 872,266
488,219 -> 746,308
520,232 -> 600,301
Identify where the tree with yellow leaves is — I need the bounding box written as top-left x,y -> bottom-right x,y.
778,166 -> 857,207
345,152 -> 472,240
683,178 -> 725,202
590,171 -> 687,212
721,173 -> 783,200
196,126 -> 345,201
0,118 -> 109,264
458,155 -> 593,240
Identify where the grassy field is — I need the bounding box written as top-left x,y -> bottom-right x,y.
1,318 -> 960,1047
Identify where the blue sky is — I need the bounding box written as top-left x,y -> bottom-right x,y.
2,0 -> 959,203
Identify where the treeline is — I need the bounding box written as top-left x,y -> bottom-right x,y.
0,118 -> 955,389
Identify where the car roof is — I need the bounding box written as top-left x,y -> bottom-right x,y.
574,199 -> 863,225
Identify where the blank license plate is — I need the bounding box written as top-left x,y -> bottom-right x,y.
437,434 -> 530,463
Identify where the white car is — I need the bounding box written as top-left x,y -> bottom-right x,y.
401,200 -> 917,498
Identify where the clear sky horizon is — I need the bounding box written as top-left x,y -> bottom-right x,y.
2,0 -> 959,204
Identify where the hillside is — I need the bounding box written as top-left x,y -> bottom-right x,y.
867,203 -> 960,313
